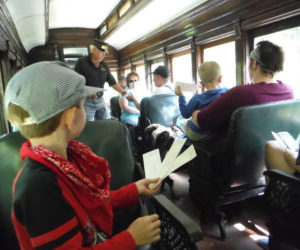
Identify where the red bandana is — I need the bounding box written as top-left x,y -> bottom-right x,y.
20,140 -> 114,235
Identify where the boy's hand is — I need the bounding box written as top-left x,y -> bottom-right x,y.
127,214 -> 161,246
136,178 -> 161,196
175,86 -> 183,96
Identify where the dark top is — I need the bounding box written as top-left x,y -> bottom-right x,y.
75,55 -> 116,94
196,81 -> 294,134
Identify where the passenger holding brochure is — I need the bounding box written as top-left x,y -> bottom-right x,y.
265,131 -> 300,174
175,61 -> 228,141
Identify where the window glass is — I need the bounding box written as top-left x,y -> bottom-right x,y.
63,47 -> 88,69
254,26 -> 300,98
124,68 -> 131,77
172,53 -> 193,83
135,64 -> 151,101
203,41 -> 236,89
151,61 -> 164,72
103,71 -> 118,107
172,53 -> 193,100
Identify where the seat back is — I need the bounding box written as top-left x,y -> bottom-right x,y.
110,96 -> 121,120
221,99 -> 300,199
0,132 -> 26,250
140,95 -> 180,128
0,120 -> 138,249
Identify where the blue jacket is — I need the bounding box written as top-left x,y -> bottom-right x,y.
178,87 -> 228,119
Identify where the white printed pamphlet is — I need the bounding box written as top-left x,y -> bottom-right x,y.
175,81 -> 200,92
143,138 -> 197,189
271,131 -> 300,152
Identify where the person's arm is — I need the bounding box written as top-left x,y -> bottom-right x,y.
110,178 -> 160,210
126,94 -> 140,110
112,83 -> 127,96
12,170 -> 136,250
179,95 -> 199,119
119,96 -> 140,114
265,140 -> 299,174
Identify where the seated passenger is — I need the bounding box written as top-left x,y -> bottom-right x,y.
175,61 -> 228,141
192,41 -> 294,139
152,66 -> 174,95
265,140 -> 300,174
119,72 -> 141,126
5,61 -> 161,249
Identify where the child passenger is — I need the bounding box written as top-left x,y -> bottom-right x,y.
175,61 -> 227,141
5,61 -> 161,249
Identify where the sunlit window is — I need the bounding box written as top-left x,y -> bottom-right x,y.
151,61 -> 164,72
63,47 -> 88,68
172,52 -> 193,100
124,67 -> 131,77
254,26 -> 300,98
172,53 -> 192,83
135,64 -> 151,101
103,71 -> 119,108
203,41 -> 236,89
119,0 -> 131,17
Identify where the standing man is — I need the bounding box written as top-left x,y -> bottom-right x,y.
152,66 -> 174,95
75,39 -> 126,121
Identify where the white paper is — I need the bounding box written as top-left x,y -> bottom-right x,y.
272,131 -> 299,152
175,81 -> 199,92
143,149 -> 161,179
143,138 -> 197,189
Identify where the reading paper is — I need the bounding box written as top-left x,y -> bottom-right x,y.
175,81 -> 199,92
272,131 -> 300,152
143,138 -> 197,189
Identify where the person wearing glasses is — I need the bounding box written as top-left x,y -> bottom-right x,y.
119,72 -> 141,126
75,39 -> 126,121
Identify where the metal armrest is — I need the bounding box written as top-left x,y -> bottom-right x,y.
264,169 -> 300,187
153,194 -> 203,243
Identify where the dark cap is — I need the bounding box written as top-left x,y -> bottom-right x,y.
93,39 -> 108,52
153,65 -> 169,78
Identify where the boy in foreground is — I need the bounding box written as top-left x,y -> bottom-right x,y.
5,61 -> 161,249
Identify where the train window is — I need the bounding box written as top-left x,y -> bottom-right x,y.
63,47 -> 88,68
135,64 -> 151,100
103,71 -> 119,106
151,61 -> 164,72
203,41 -> 236,89
119,0 -> 131,17
124,67 -> 131,77
172,52 -> 193,84
254,26 -> 300,98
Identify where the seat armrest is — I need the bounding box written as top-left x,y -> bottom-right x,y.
152,194 -> 203,243
264,169 -> 300,187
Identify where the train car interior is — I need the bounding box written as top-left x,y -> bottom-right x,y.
0,0 -> 300,249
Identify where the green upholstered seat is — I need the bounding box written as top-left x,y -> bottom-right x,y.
110,96 -> 121,120
140,95 -> 180,127
0,119 -> 202,249
0,132 -> 26,250
189,99 -> 300,239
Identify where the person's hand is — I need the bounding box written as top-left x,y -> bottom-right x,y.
175,86 -> 183,96
283,149 -> 298,168
127,214 -> 161,246
121,90 -> 128,96
90,94 -> 97,99
126,93 -> 135,102
135,178 -> 161,196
